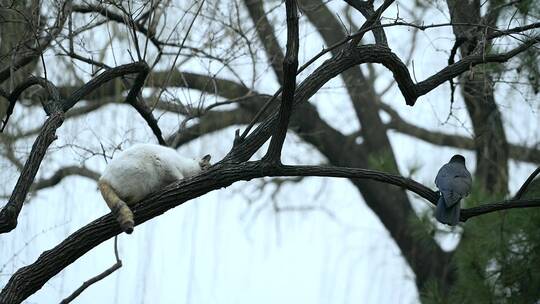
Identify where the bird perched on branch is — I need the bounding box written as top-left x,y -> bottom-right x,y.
434,154 -> 472,226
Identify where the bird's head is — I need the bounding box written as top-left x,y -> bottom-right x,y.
449,154 -> 466,165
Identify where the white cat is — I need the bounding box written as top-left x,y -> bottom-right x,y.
98,144 -> 211,233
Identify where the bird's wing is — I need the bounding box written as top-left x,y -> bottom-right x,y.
435,164 -> 452,189
435,163 -> 471,207
451,165 -> 472,196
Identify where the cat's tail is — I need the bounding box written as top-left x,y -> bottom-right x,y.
98,179 -> 135,234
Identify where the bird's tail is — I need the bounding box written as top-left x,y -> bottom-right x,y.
434,195 -> 458,226
98,180 -> 134,234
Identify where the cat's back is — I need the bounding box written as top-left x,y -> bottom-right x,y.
100,144 -> 184,202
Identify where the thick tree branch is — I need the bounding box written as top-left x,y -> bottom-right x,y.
121,65 -> 166,145
2,161 -> 538,303
0,112 -> 64,234
263,0 -> 299,163
370,38 -> 538,105
1,76 -> 62,132
0,73 -> 65,234
63,62 -> 149,111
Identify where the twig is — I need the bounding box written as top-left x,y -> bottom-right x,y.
513,167 -> 540,200
59,236 -> 122,304
152,0 -> 205,112
238,88 -> 281,141
30,166 -> 100,192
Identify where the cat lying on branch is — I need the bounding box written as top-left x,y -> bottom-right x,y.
98,144 -> 211,233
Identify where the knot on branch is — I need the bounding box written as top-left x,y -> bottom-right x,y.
233,129 -> 242,146
259,159 -> 281,174
42,100 -> 64,116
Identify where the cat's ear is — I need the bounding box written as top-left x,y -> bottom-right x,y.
199,154 -> 211,170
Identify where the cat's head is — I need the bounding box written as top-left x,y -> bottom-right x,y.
199,154 -> 212,170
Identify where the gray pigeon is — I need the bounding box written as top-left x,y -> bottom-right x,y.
434,154 -> 472,226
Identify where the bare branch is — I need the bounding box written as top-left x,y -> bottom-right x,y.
263,0 -> 299,163
461,198 -> 540,221
63,62 -> 148,111
238,89 -> 281,141
121,65 -> 167,145
1,76 -> 62,132
415,37 -> 539,101
61,60 -> 166,144
460,167 -> 540,221
348,0 -> 394,45
343,0 -> 389,45
487,22 -> 540,40
72,4 -> 162,51
31,166 -> 100,192
513,167 -> 540,200
59,236 -> 122,304
168,108 -> 253,147
0,112 -> 64,234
